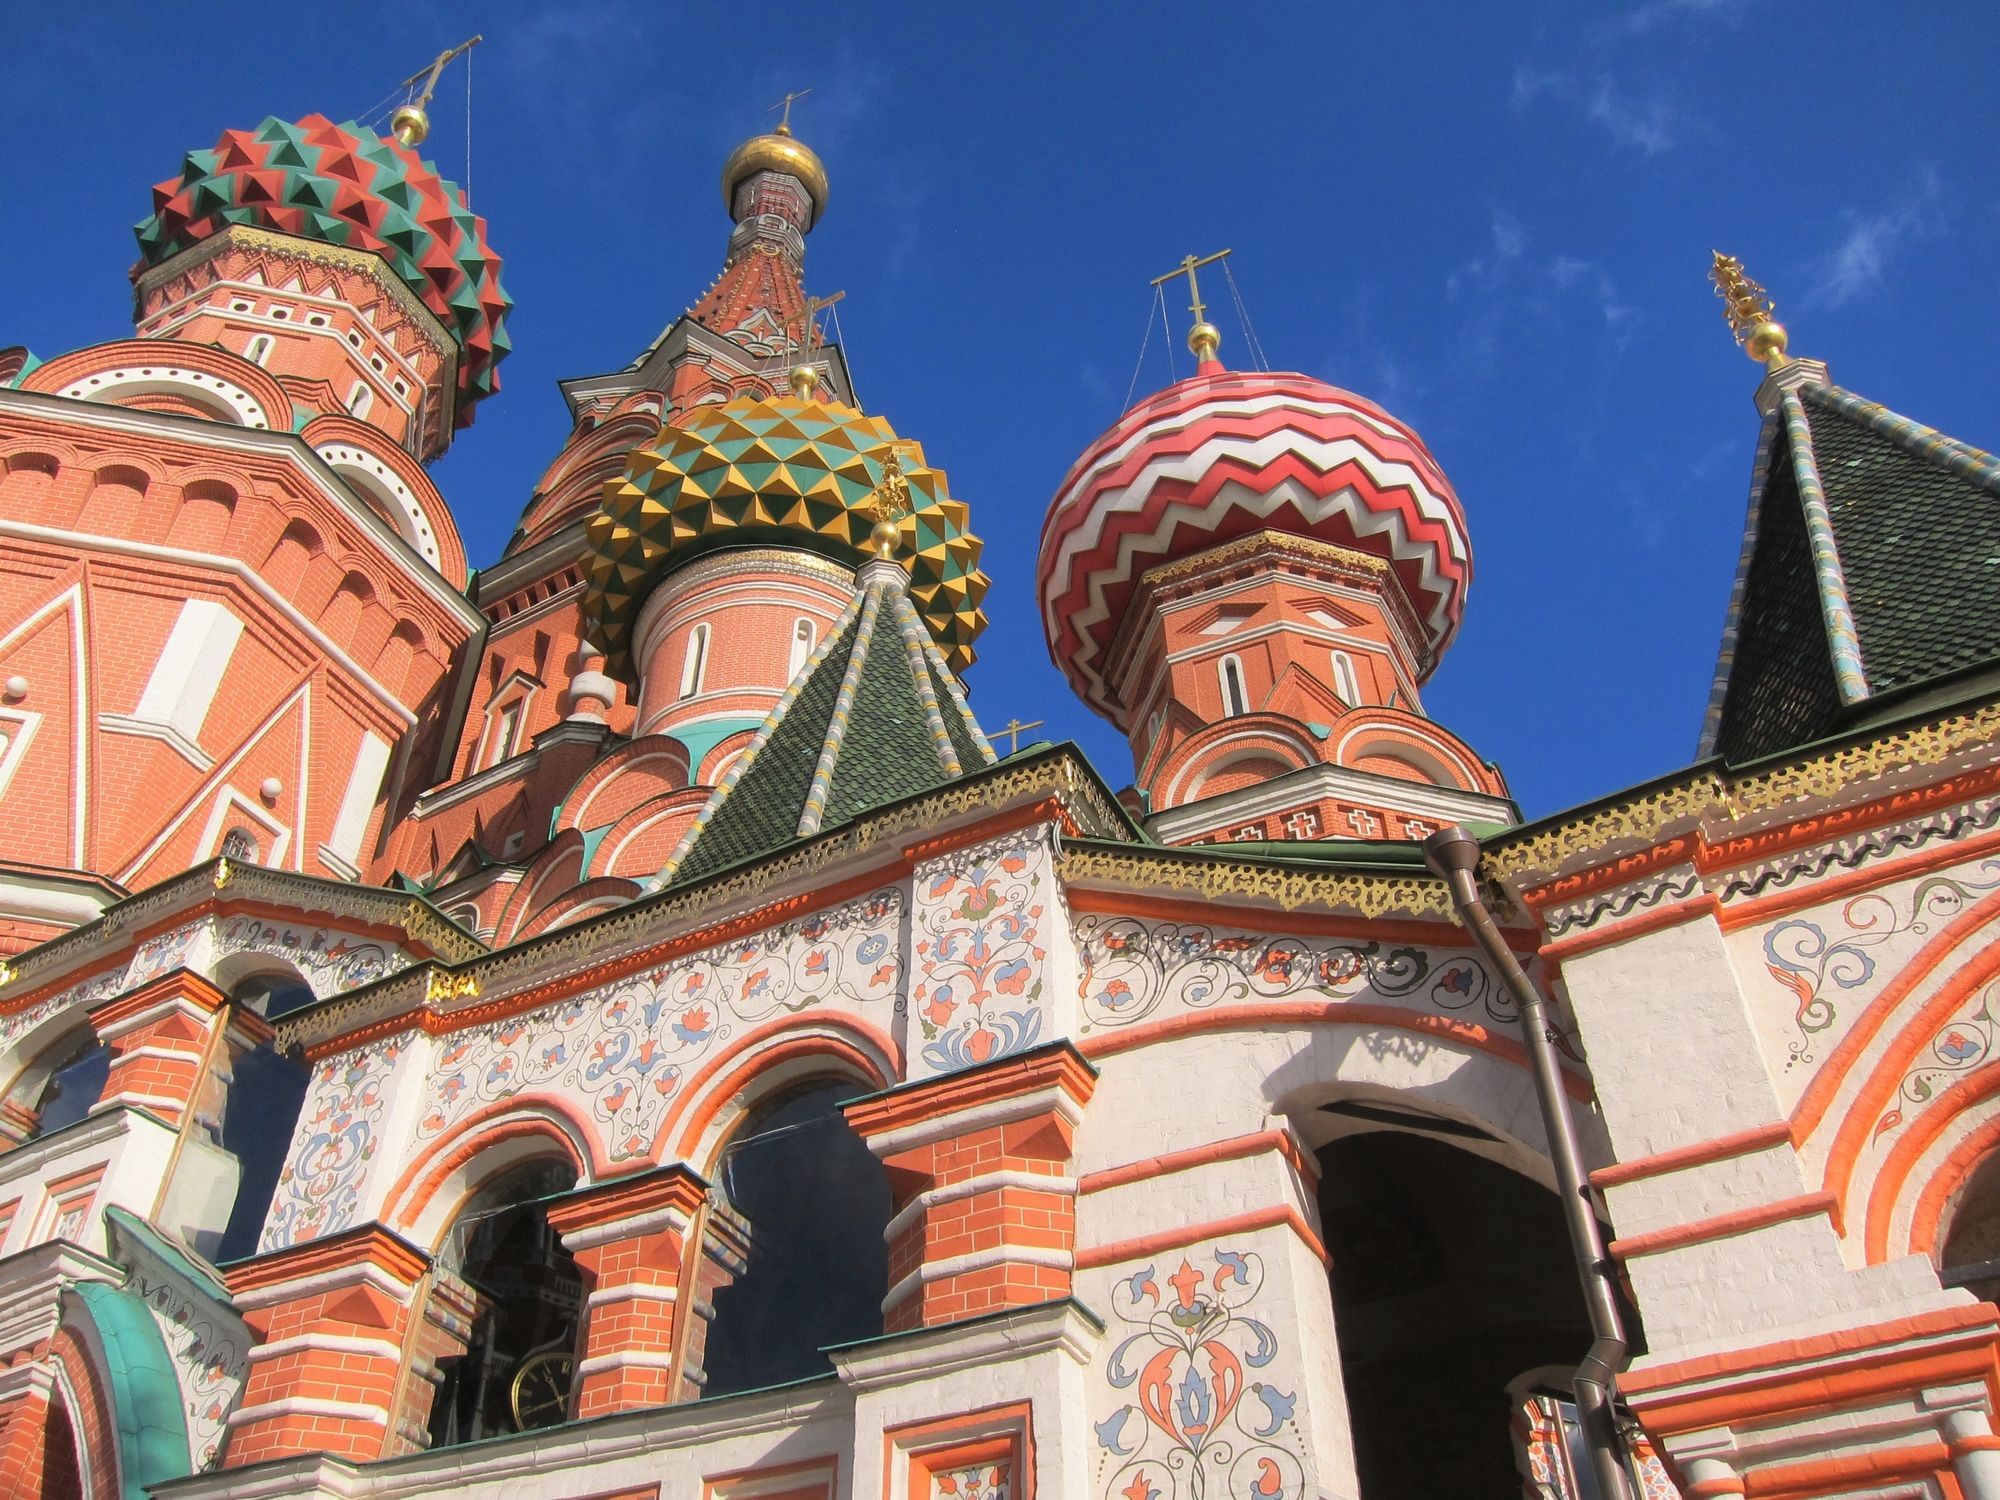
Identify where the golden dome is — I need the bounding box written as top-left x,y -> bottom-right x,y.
721,126 -> 828,227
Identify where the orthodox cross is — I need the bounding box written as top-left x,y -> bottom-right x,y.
398,35 -> 483,108
1150,248 -> 1233,328
996,718 -> 1045,755
784,289 -> 846,359
769,89 -> 812,132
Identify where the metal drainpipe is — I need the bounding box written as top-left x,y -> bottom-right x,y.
1423,825 -> 1635,1500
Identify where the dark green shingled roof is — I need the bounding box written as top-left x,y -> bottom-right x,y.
665,567 -> 996,885
1709,378 -> 2000,764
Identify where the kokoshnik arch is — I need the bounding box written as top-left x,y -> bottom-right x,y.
0,66 -> 1999,1500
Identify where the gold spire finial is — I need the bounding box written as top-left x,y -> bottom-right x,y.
1152,249 -> 1233,365
769,88 -> 812,137
864,445 -> 917,560
1710,251 -> 1790,367
391,35 -> 484,147
789,364 -> 820,399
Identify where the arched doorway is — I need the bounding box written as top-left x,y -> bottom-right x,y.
1940,1150 -> 2000,1307
428,1158 -> 584,1445
1317,1109 -> 1596,1496
702,1079 -> 891,1396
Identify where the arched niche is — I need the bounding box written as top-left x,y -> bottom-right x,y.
701,1078 -> 891,1397
1939,1148 -> 2000,1307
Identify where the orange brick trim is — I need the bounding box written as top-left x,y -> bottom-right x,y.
1684,1480 -> 1745,1498
89,968 -> 226,1035
1913,1107 -> 2000,1259
545,1164 -> 705,1237
1520,837 -> 1699,914
667,1018 -> 900,1166
884,1400 -> 1036,1500
386,1108 -> 591,1240
1608,1191 -> 1837,1261
845,1042 -> 1098,1141
903,798 -> 1066,864
1075,1204 -> 1329,1271
1954,1434 -> 2000,1455
1867,1060 -> 2000,1261
1079,1128 -> 1317,1196
1078,1002 -> 1592,1100
1538,895 -> 1721,965
1621,1303 -> 1999,1396
1740,1440 -> 1951,1496
1591,1122 -> 1794,1190
699,1453 -> 835,1499
1718,814 -> 2000,934
223,1221 -> 428,1298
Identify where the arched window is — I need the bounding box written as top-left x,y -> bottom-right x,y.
345,382 -> 373,420
788,617 -> 816,679
429,1158 -> 583,1446
1218,654 -> 1250,717
703,1080 -> 890,1396
679,622 -> 710,700
31,1030 -> 110,1139
1331,650 -> 1361,706
245,334 -> 273,366
219,826 -> 261,864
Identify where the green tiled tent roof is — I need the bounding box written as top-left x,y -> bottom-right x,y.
663,562 -> 995,885
1706,378 -> 2000,763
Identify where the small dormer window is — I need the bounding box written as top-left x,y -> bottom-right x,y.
219,826 -> 261,863
245,334 -> 274,366
346,383 -> 374,420
788,617 -> 815,679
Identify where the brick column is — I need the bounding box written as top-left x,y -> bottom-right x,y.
0,1099 -> 40,1148
221,1223 -> 430,1467
546,1166 -> 749,1418
845,1042 -> 1095,1333
91,969 -> 229,1127
0,1369 -> 55,1497
393,1268 -> 480,1452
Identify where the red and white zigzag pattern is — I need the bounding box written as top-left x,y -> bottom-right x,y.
1038,370 -> 1472,722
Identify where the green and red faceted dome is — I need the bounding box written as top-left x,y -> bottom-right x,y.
133,114 -> 511,426
1039,367 -> 1474,724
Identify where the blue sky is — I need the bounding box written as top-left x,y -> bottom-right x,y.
5,2 -> 1995,820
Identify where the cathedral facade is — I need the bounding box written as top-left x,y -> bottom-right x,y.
2,88 -> 2000,1500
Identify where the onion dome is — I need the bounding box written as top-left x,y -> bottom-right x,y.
1039,369 -> 1472,723
582,389 -> 988,678
721,124 -> 828,227
133,114 -> 512,426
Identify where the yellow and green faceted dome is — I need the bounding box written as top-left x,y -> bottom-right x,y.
582,392 -> 989,677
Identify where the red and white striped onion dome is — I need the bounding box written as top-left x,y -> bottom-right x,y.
1038,368 -> 1472,725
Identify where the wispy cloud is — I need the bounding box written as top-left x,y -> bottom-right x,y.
1513,0 -> 1749,153
1512,66 -> 1703,155
1446,212 -> 1641,362
1806,168 -> 1947,306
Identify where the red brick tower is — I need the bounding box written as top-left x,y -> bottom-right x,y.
0,115 -> 509,949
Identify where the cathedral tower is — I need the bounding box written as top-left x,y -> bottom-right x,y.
1039,268 -> 1513,845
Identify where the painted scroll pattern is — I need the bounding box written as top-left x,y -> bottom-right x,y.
212,915 -> 402,998
933,1463 -> 1011,1499
1074,914 -> 1509,1035
1093,1245 -> 1307,1499
911,828 -> 1052,1075
260,1036 -> 408,1250
415,887 -> 903,1163
130,1266 -> 248,1470
1760,860 -> 2000,1069
0,966 -> 126,1059
126,921 -> 205,989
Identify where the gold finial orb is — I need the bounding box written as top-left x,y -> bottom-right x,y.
870,516 -> 902,560
1188,322 -> 1223,362
390,104 -> 430,147
721,132 -> 829,228
1745,320 -> 1789,364
788,364 -> 820,399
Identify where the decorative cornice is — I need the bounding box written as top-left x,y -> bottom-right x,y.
1058,841 -> 1455,922
1491,696 -> 2000,894
0,861 -> 482,1007
276,749 -> 1130,1054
